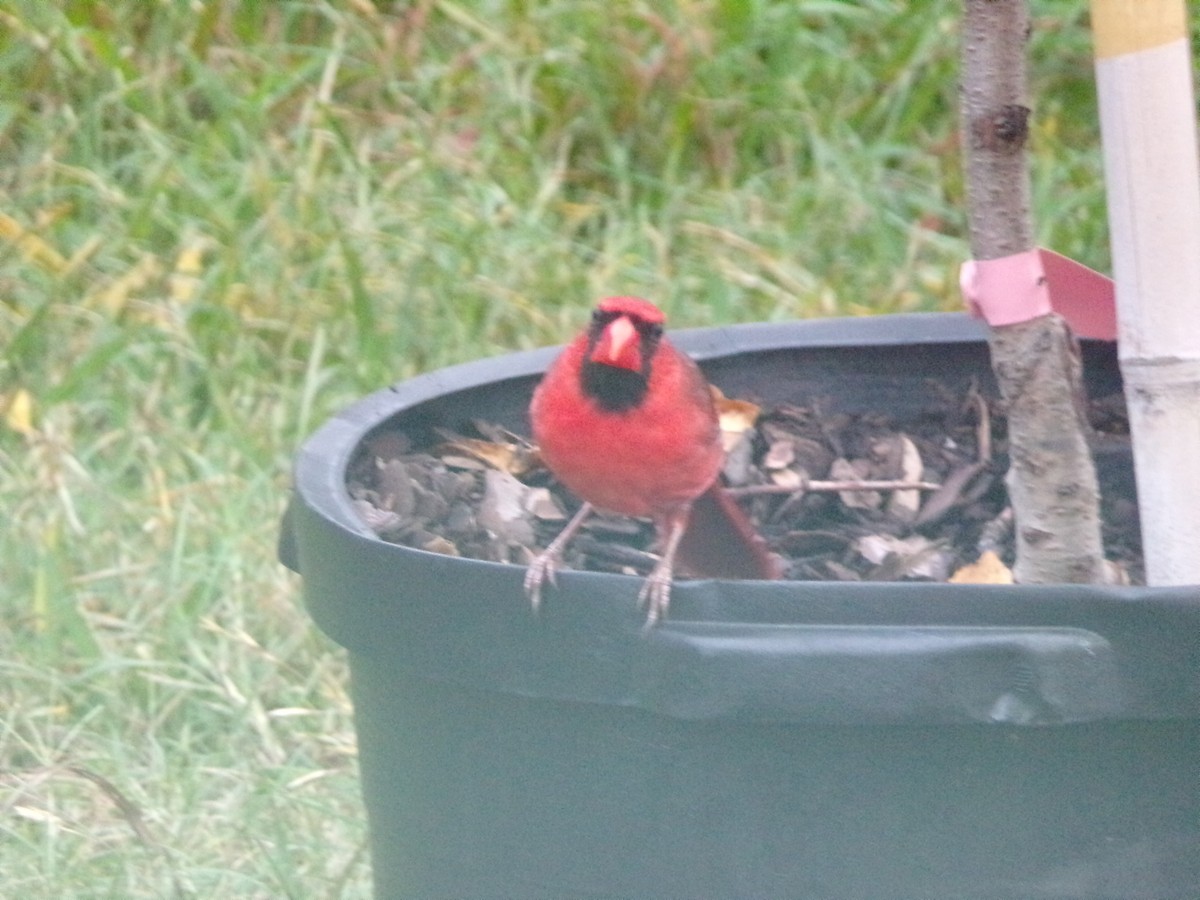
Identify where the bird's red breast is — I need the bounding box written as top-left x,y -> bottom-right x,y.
530,297 -> 723,520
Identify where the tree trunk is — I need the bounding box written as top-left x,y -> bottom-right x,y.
960,0 -> 1109,584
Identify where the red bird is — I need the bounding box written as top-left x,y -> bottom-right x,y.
525,296 -> 780,625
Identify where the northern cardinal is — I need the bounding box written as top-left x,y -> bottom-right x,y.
525,296 -> 780,625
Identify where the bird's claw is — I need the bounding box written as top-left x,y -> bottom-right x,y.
526,518 -> 675,629
524,552 -> 559,613
637,566 -> 673,629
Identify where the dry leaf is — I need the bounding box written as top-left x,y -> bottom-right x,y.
712,385 -> 761,447
477,469 -> 534,545
4,388 -> 35,436
886,434 -> 924,522
858,534 -> 950,580
949,550 -> 1014,584
421,535 -> 459,556
832,458 -> 882,510
762,439 -> 795,470
439,438 -> 529,475
524,487 -> 566,521
374,458 -> 415,517
770,468 -> 804,489
353,498 -> 402,533
721,429 -> 755,485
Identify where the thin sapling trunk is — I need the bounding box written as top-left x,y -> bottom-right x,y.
960,0 -> 1109,584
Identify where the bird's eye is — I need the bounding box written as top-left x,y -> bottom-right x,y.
644,322 -> 664,339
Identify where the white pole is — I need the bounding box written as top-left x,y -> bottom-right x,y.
1091,0 -> 1200,585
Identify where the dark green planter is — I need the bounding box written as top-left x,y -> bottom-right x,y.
280,313 -> 1200,899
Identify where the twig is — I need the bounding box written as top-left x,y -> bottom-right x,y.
966,385 -> 992,463
913,461 -> 990,529
730,478 -> 942,498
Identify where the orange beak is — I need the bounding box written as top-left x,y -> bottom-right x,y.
594,315 -> 641,371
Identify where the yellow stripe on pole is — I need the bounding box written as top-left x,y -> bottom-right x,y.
1091,0 -> 1187,59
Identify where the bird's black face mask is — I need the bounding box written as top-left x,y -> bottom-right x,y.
580,310 -> 662,412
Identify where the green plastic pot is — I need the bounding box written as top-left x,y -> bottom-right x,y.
280,313 -> 1200,899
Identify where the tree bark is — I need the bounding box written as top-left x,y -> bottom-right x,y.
960,0 -> 1109,584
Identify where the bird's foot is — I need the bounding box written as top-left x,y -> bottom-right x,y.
524,551 -> 560,613
522,501 -> 593,616
637,562 -> 674,629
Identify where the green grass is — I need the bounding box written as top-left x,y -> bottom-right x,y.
0,0 -> 1119,895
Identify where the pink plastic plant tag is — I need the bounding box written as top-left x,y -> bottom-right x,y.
1037,248 -> 1117,341
960,248 -> 1116,341
960,249 -> 1052,327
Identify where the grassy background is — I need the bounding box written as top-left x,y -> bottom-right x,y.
0,0 -> 1125,896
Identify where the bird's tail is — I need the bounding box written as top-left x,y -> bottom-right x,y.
676,483 -> 783,581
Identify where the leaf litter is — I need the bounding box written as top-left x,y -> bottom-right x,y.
346,383 -> 1143,586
